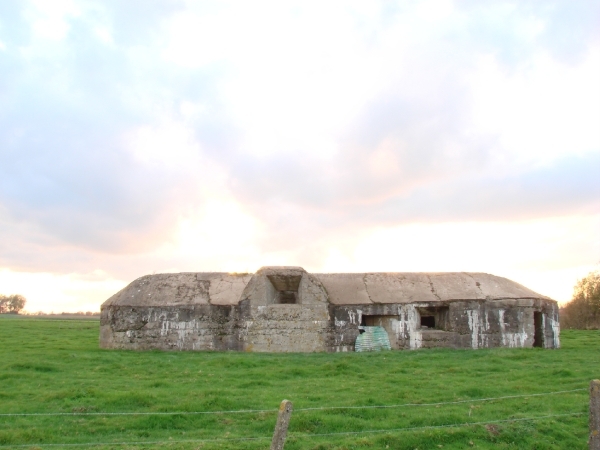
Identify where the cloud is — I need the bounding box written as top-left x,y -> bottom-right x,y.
0,0 -> 598,310
0,2 -> 236,255
452,0 -> 600,65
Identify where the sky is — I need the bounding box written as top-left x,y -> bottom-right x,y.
0,0 -> 599,312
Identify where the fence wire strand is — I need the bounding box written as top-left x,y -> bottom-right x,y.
290,412 -> 585,439
0,411 -> 584,448
0,387 -> 586,417
0,408 -> 277,417
0,435 -> 271,448
294,388 -> 587,412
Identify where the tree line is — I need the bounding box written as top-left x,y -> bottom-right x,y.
560,270 -> 600,329
0,294 -> 27,314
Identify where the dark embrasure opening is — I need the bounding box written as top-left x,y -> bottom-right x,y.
420,315 -> 435,328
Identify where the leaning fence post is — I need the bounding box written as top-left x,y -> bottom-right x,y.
591,380 -> 600,450
271,399 -> 293,450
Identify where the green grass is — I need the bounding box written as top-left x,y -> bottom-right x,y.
0,317 -> 597,449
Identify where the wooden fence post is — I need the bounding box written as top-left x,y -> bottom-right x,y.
591,380 -> 600,450
271,400 -> 293,450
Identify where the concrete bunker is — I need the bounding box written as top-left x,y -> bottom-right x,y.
100,267 -> 560,352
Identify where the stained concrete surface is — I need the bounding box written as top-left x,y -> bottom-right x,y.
101,267 -> 559,352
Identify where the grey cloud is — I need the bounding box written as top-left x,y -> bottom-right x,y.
225,63 -> 494,211
242,152 -> 600,257
370,152 -> 600,224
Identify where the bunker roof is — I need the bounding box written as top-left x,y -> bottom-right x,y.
102,267 -> 551,308
315,272 -> 548,304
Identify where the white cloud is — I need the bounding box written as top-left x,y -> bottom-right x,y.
1,0 -> 599,311
168,199 -> 263,272
26,0 -> 81,41
469,47 -> 600,169
93,25 -> 113,45
125,121 -> 204,168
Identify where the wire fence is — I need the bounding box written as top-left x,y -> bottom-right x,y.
0,407 -> 278,417
0,387 -> 586,417
0,412 -> 586,448
0,386 -> 590,448
292,412 -> 585,439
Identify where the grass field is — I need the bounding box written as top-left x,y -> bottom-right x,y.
0,316 -> 597,449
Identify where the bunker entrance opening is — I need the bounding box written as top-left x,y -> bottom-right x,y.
362,315 -> 388,326
360,315 -> 399,349
533,311 -> 544,348
417,306 -> 449,330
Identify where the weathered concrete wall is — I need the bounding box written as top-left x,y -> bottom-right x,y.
100,304 -> 243,351
100,267 -> 559,352
235,267 -> 332,352
240,304 -> 332,352
330,298 -> 560,351
100,302 -> 332,353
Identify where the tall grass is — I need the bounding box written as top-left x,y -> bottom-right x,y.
0,316 -> 597,449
